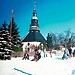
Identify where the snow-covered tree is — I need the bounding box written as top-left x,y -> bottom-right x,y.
0,24 -> 11,51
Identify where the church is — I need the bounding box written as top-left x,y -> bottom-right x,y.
22,1 -> 46,52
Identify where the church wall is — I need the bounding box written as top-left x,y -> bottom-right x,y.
22,42 -> 41,52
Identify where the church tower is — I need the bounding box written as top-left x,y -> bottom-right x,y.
30,1 -> 39,31
22,0 -> 46,44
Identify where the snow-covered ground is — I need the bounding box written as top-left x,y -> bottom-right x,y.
0,52 -> 75,75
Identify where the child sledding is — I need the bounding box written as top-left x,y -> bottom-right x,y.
31,50 -> 41,61
62,49 -> 68,60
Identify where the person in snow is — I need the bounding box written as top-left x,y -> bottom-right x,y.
43,48 -> 47,57
49,48 -> 52,57
22,51 -> 29,60
22,46 -> 29,60
73,50 -> 75,57
27,43 -> 30,52
68,47 -> 72,57
62,49 -> 68,60
31,49 -> 41,61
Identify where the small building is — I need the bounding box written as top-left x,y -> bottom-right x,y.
22,1 -> 46,52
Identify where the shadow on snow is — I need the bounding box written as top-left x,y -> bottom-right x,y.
14,68 -> 32,75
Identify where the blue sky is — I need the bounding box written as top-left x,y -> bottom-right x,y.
0,0 -> 75,39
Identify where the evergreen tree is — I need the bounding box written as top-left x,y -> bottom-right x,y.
0,24 -> 11,51
8,22 -> 21,46
2,21 -> 8,31
47,33 -> 53,49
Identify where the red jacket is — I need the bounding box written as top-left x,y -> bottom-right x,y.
49,49 -> 52,53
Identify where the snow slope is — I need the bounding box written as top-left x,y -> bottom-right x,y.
0,55 -> 75,75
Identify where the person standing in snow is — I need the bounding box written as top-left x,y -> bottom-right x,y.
49,48 -> 52,57
27,43 -> 30,52
22,51 -> 29,60
73,50 -> 75,57
68,47 -> 72,57
43,48 -> 47,57
22,46 -> 29,60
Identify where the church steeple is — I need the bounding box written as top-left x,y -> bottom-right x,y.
33,0 -> 37,18
22,0 -> 46,44
30,0 -> 39,31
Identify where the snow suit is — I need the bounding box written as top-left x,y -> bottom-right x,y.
62,50 -> 68,60
31,51 -> 41,61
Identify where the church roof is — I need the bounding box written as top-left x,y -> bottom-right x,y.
22,0 -> 46,44
22,31 -> 46,44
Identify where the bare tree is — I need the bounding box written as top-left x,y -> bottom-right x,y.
52,33 -> 57,46
58,33 -> 65,45
64,28 -> 71,47
70,33 -> 75,47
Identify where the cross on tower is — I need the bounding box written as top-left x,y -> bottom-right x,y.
34,0 -> 36,10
